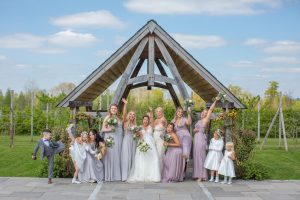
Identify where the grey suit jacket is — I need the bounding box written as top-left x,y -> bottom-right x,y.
33,139 -> 62,160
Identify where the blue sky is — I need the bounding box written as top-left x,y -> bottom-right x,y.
0,0 -> 300,98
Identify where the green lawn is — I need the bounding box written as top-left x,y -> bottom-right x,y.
252,138 -> 300,180
0,135 -> 42,177
0,135 -> 299,179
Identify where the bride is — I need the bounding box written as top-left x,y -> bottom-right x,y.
127,114 -> 161,183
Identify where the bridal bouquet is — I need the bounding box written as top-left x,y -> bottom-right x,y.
129,125 -> 142,141
105,136 -> 115,148
106,117 -> 118,131
213,91 -> 227,103
184,99 -> 194,110
161,133 -> 172,142
137,140 -> 151,153
95,152 -> 102,160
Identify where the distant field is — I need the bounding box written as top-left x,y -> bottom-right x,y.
0,135 -> 299,179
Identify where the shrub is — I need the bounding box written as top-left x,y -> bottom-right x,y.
232,128 -> 269,180
239,161 -> 270,180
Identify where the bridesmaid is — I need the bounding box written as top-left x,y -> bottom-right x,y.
78,129 -> 106,183
121,98 -> 138,181
162,123 -> 184,182
153,107 -> 167,172
192,97 -> 220,181
172,106 -> 192,177
102,104 -> 123,181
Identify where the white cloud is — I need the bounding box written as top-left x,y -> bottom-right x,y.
244,38 -> 268,46
0,30 -> 98,52
124,0 -> 282,15
50,10 -> 126,29
263,40 -> 300,54
263,56 -> 300,64
0,33 -> 45,49
48,30 -> 97,47
35,48 -> 67,54
0,54 -> 7,60
229,60 -> 260,68
172,33 -> 226,49
261,67 -> 300,73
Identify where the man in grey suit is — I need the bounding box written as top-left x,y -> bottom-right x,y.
32,129 -> 65,184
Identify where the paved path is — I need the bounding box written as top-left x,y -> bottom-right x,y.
0,177 -> 299,200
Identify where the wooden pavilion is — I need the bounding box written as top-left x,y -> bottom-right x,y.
57,20 -> 245,141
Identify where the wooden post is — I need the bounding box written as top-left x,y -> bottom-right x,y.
278,109 -> 282,147
9,90 -> 14,148
46,102 -> 49,129
224,104 -> 233,143
106,90 -> 110,110
257,100 -> 261,142
260,107 -> 279,149
279,94 -> 288,151
31,92 -> 34,142
242,109 -> 245,130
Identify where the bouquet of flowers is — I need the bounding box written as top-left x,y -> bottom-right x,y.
105,136 -> 115,148
129,125 -> 142,141
106,117 -> 118,131
161,133 -> 172,142
184,99 -> 194,110
137,140 -> 151,153
213,91 -> 227,103
95,152 -> 102,160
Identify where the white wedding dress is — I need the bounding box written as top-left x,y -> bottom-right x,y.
127,125 -> 161,182
153,124 -> 165,172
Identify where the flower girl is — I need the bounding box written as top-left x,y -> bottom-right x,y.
66,124 -> 88,184
204,129 -> 224,183
218,142 -> 236,184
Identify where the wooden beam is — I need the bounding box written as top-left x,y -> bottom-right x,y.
155,38 -> 189,100
131,58 -> 145,78
112,37 -> 149,105
156,59 -> 181,107
131,81 -> 169,90
69,101 -> 93,108
148,35 -> 155,87
128,74 -> 176,85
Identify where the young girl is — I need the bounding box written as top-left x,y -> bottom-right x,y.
218,142 -> 236,184
204,129 -> 224,183
66,124 -> 88,184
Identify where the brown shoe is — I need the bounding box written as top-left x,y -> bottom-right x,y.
48,179 -> 53,184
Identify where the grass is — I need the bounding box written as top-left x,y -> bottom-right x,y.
253,138 -> 300,180
0,135 -> 299,179
0,135 -> 42,177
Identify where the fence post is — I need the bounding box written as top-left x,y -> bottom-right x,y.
31,92 -> 34,142
9,90 -> 14,148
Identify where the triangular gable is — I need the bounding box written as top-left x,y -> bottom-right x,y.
57,20 -> 245,109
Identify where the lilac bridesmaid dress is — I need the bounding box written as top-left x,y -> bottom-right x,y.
192,120 -> 208,180
162,141 -> 185,182
174,117 -> 192,158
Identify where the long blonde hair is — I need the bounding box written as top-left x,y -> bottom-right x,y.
126,111 -> 137,128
